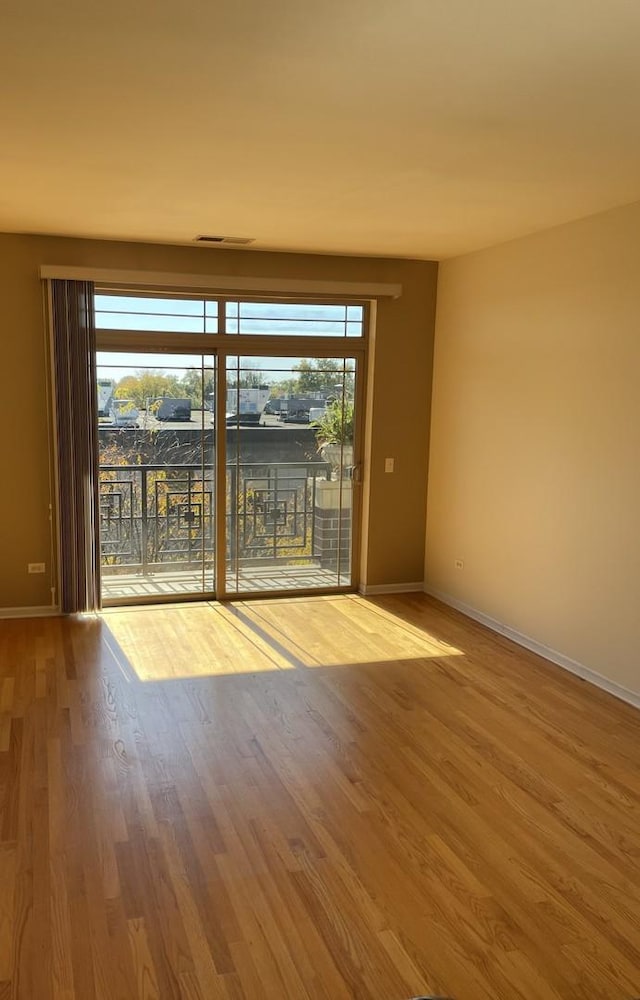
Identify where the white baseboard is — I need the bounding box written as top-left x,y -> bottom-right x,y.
425,587 -> 640,712
0,605 -> 60,620
359,581 -> 424,596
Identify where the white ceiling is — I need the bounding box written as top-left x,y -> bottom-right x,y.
3,0 -> 640,260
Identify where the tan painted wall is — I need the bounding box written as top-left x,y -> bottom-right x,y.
0,234 -> 437,609
426,200 -> 640,695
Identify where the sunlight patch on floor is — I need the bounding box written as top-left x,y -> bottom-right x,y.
101,595 -> 464,681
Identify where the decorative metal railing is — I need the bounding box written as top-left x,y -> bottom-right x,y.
99,461 -> 331,574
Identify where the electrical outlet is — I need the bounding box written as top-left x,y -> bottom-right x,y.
28,562 -> 45,574
455,559 -> 464,570
384,457 -> 394,473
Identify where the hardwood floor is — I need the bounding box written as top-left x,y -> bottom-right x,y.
1,593 -> 639,999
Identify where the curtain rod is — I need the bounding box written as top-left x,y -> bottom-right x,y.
39,265 -> 402,299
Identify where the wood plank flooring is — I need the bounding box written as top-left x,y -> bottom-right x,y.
1,593 -> 639,999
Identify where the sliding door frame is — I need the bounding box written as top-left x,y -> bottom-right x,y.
96,291 -> 369,603
217,346 -> 365,600
96,346 -> 218,606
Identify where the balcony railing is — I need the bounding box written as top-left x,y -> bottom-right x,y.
99,461 -> 332,576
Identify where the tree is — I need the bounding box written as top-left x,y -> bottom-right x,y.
114,371 -> 183,408
180,369 -> 215,407
268,376 -> 297,398
226,372 -> 269,389
269,359 -> 354,398
295,359 -> 344,395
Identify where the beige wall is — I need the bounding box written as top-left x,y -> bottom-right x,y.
0,234 -> 437,609
426,200 -> 640,696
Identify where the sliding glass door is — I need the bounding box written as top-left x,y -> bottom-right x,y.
94,290 -> 365,605
97,351 -> 216,603
225,355 -> 357,594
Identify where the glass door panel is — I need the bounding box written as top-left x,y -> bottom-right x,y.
96,351 -> 216,603
225,355 -> 357,595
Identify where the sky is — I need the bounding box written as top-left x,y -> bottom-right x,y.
95,294 -> 363,335
95,295 -> 360,384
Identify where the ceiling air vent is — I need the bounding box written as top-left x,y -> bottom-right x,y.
195,235 -> 255,246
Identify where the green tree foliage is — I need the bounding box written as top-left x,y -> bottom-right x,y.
227,371 -> 268,389
269,377 -> 297,398
114,371 -> 183,408
112,361 -> 353,412
180,369 -> 215,407
270,359 -> 354,398
294,359 -> 343,394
